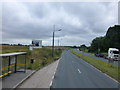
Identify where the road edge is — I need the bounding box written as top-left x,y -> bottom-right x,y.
70,51 -> 120,84
49,58 -> 61,88
12,70 -> 36,89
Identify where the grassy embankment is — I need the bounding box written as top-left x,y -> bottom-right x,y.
1,45 -> 62,70
79,48 -> 108,55
0,45 -> 29,54
70,50 -> 120,83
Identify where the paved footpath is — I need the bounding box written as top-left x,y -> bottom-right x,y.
2,70 -> 35,88
18,60 -> 59,88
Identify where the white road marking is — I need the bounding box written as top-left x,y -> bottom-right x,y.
77,69 -> 81,74
49,81 -> 53,87
49,59 -> 61,87
52,76 -> 54,80
54,71 -> 56,75
80,58 -> 119,84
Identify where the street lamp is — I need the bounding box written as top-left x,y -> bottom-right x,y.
52,25 -> 62,59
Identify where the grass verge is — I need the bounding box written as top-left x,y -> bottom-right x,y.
26,48 -> 62,70
1,45 -> 62,71
70,50 -> 120,83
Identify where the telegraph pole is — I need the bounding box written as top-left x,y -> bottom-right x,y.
52,25 -> 62,60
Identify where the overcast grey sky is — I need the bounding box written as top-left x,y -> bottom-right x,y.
1,1 -> 118,46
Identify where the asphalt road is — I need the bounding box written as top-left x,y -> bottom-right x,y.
74,49 -> 120,66
52,50 -> 119,88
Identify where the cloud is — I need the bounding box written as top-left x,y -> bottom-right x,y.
2,2 -> 118,46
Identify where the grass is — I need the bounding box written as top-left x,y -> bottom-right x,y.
70,50 -> 120,83
79,48 -> 108,55
101,52 -> 108,55
0,45 -> 29,54
1,45 -> 62,73
26,48 -> 62,70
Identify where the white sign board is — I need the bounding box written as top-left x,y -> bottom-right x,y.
31,40 -> 42,48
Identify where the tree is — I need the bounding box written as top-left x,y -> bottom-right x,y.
104,25 -> 120,50
79,44 -> 87,51
89,36 -> 105,53
89,25 -> 120,53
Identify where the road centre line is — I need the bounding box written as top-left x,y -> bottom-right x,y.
77,69 -> 81,74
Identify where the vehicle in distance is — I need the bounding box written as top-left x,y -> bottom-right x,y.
95,53 -> 105,57
108,48 -> 120,61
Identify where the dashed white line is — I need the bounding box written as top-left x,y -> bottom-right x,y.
49,59 -> 61,87
52,76 -> 54,80
77,69 -> 81,74
49,81 -> 53,87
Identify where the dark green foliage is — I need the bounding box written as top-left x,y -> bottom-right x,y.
89,36 -> 105,53
89,25 -> 120,53
105,25 -> 120,50
79,44 -> 87,51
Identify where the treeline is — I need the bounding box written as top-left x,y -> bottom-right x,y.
1,43 -> 29,46
89,25 -> 120,53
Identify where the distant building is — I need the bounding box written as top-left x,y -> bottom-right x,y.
29,40 -> 42,50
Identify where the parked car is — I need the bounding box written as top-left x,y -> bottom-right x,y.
103,55 -> 108,59
94,53 -> 106,58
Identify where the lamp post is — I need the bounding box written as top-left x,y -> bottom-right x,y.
52,25 -> 62,59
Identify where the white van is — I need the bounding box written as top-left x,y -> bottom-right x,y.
108,48 -> 120,61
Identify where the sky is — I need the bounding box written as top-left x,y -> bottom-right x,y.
1,1 -> 118,46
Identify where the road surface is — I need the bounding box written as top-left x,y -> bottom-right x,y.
74,49 -> 120,66
52,50 -> 119,88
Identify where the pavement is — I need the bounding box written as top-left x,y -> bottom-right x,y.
2,70 -> 35,88
52,50 -> 119,88
74,49 -> 120,66
18,60 -> 59,88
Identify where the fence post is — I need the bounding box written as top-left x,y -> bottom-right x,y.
8,56 -> 11,75
14,56 -> 17,73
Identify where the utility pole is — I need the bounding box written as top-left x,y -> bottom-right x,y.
58,39 -> 59,47
52,25 -> 62,60
52,25 -> 55,58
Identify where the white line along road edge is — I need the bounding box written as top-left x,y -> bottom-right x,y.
49,58 -> 61,88
81,58 -> 120,84
70,51 -> 120,84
